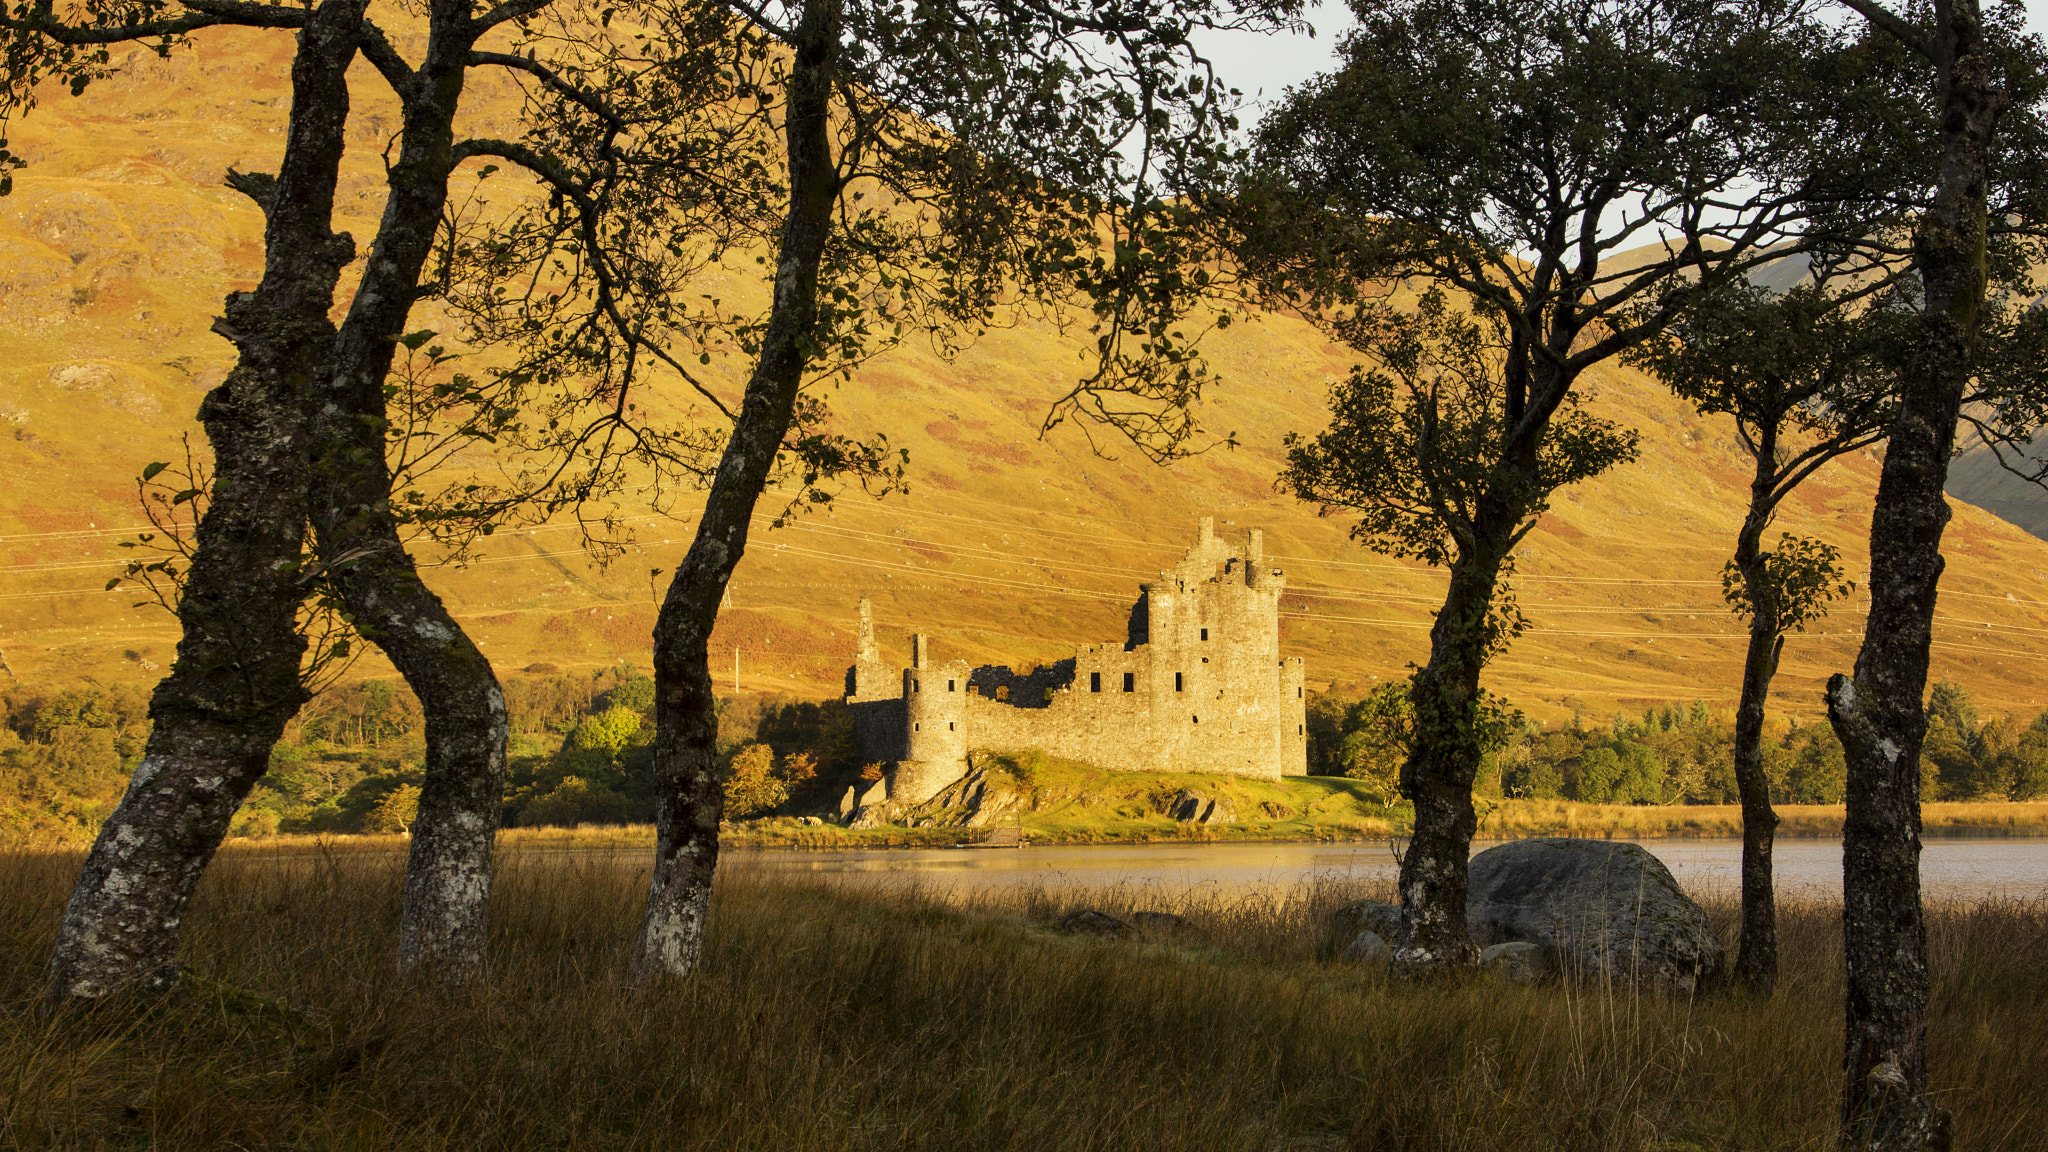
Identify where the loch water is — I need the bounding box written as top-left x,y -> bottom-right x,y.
717,836 -> 2048,902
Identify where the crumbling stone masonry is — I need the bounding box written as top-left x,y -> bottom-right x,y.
844,519 -> 1307,804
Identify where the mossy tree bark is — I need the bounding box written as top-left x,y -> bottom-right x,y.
1395,355 -> 1578,969
1398,543 -> 1511,966
1827,0 -> 2005,1146
308,0 -> 508,977
636,0 -> 841,980
41,0 -> 363,1002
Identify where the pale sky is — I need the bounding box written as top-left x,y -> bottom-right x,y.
1191,0 -> 2048,133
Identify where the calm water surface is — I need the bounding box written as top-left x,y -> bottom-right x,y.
713,837 -> 2048,902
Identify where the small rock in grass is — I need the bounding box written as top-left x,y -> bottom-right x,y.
1342,930 -> 1388,964
1059,909 -> 1130,937
1480,941 -> 1551,983
1330,899 -> 1404,945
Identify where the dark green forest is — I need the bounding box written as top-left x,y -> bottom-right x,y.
6,673 -> 2042,843
0,671 -> 871,842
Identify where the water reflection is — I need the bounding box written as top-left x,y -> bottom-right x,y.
703,837 -> 2048,902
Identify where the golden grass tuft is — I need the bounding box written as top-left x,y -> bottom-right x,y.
2,843 -> 2045,1149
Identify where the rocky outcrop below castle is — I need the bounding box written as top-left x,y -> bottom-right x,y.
845,755 -> 1252,834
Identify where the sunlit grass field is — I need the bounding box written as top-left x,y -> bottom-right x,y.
2,840 -> 2045,1150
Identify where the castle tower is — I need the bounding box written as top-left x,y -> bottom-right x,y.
844,597 -> 907,765
897,638 -> 969,802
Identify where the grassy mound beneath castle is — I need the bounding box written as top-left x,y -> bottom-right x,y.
712,750 -> 2048,847
960,750 -> 1405,842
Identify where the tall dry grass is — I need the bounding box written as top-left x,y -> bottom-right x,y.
2,843 -> 2044,1150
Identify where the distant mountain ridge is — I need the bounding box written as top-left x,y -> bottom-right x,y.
7,29 -> 2048,723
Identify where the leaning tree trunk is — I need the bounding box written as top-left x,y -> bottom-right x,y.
635,0 -> 842,981
1730,447 -> 1785,995
1394,540 -> 1508,971
44,0 -> 363,1002
308,8 -> 507,978
1827,1 -> 2003,1146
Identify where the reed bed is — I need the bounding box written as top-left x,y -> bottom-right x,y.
1,843 -> 2044,1150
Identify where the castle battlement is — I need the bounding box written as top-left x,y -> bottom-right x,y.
844,518 -> 1307,804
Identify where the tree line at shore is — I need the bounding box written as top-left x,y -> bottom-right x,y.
11,671 -> 2046,844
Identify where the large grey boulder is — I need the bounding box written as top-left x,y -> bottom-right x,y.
1465,838 -> 1723,994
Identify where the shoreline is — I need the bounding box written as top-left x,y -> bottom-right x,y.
10,800 -> 2048,854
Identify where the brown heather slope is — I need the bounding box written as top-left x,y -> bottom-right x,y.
6,30 -> 2048,723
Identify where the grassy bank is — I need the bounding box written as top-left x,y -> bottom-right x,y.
708,789 -> 2048,848
193,795 -> 2048,852
3,844 -> 2045,1150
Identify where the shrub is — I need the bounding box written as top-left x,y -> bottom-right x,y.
519,776 -> 641,827
724,744 -> 787,819
364,784 -> 422,834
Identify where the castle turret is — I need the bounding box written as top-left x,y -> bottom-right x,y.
896,638 -> 969,802
857,597 -> 879,663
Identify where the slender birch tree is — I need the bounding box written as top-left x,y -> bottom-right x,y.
1628,274 -> 1903,994
1245,0 -> 1877,969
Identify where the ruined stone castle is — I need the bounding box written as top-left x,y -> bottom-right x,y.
844,519 -> 1307,804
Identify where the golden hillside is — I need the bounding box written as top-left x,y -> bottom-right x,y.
6,28 -> 2048,724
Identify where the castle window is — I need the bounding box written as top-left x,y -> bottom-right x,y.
1298,724 -> 1304,735
1090,672 -> 1101,693
1200,628 -> 1209,641
1192,714 -> 1199,724
1174,673 -> 1183,692
949,722 -> 955,731
914,722 -> 920,731
1297,686 -> 1303,699
1122,672 -> 1134,692
948,679 -> 955,692
914,679 -> 920,693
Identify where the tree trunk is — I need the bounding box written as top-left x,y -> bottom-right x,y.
43,0 -> 362,1002
636,0 -> 842,980
1730,490 -> 1783,994
1394,542 -> 1505,970
309,9 -> 506,977
1828,1 -> 2003,1146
